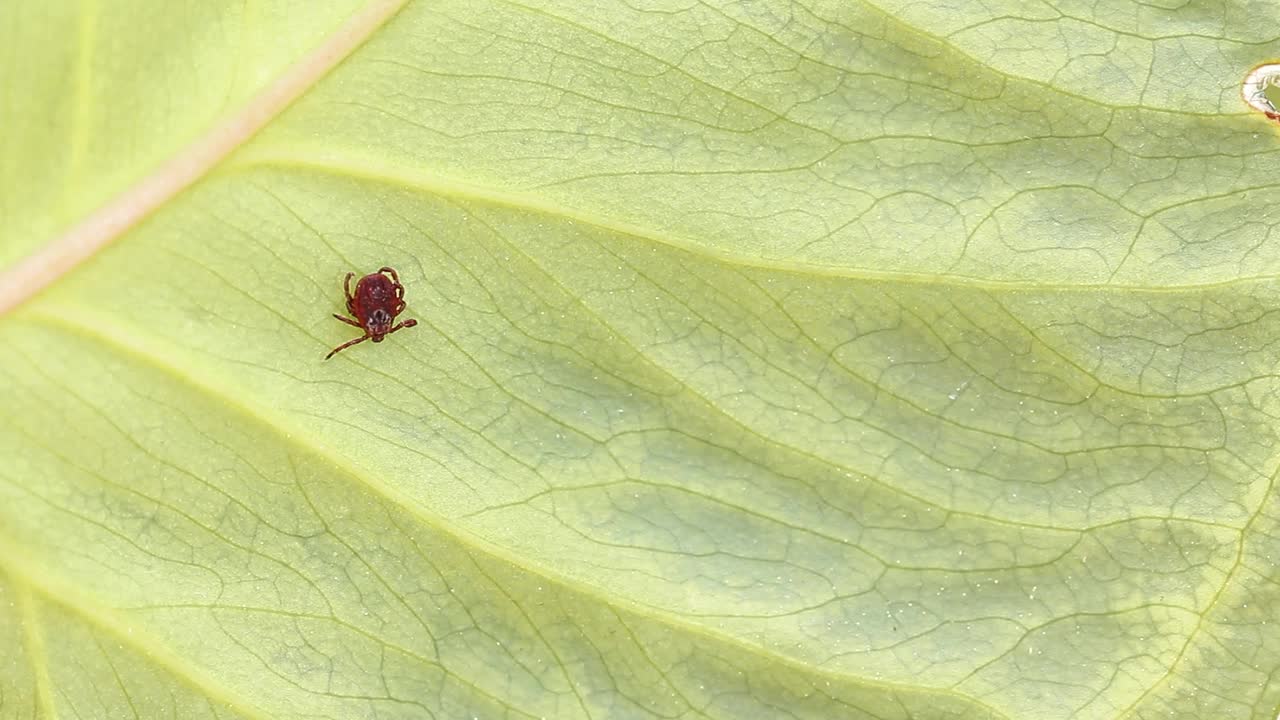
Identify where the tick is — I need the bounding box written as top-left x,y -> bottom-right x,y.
326,266 -> 418,359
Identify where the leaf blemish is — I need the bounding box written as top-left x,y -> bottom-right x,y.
1242,62 -> 1280,121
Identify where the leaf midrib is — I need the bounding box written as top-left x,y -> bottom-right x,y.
0,0 -> 409,316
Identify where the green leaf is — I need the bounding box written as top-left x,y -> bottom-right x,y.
2,1 -> 1279,718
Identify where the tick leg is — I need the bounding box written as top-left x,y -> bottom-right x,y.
325,333 -> 370,360
379,267 -> 401,286
332,313 -> 362,328
386,318 -> 418,335
343,272 -> 357,314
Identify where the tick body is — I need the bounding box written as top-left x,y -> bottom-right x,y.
326,266 -> 418,359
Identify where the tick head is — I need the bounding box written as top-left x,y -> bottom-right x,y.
367,308 -> 393,338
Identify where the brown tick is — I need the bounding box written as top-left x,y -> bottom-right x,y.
326,266 -> 418,359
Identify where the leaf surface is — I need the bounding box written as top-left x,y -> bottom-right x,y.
2,1 -> 1279,719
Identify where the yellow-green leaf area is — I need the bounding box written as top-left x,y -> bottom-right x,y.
0,0 -> 364,268
2,1 -> 1279,719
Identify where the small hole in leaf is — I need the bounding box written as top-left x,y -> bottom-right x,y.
1243,63 -> 1280,121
